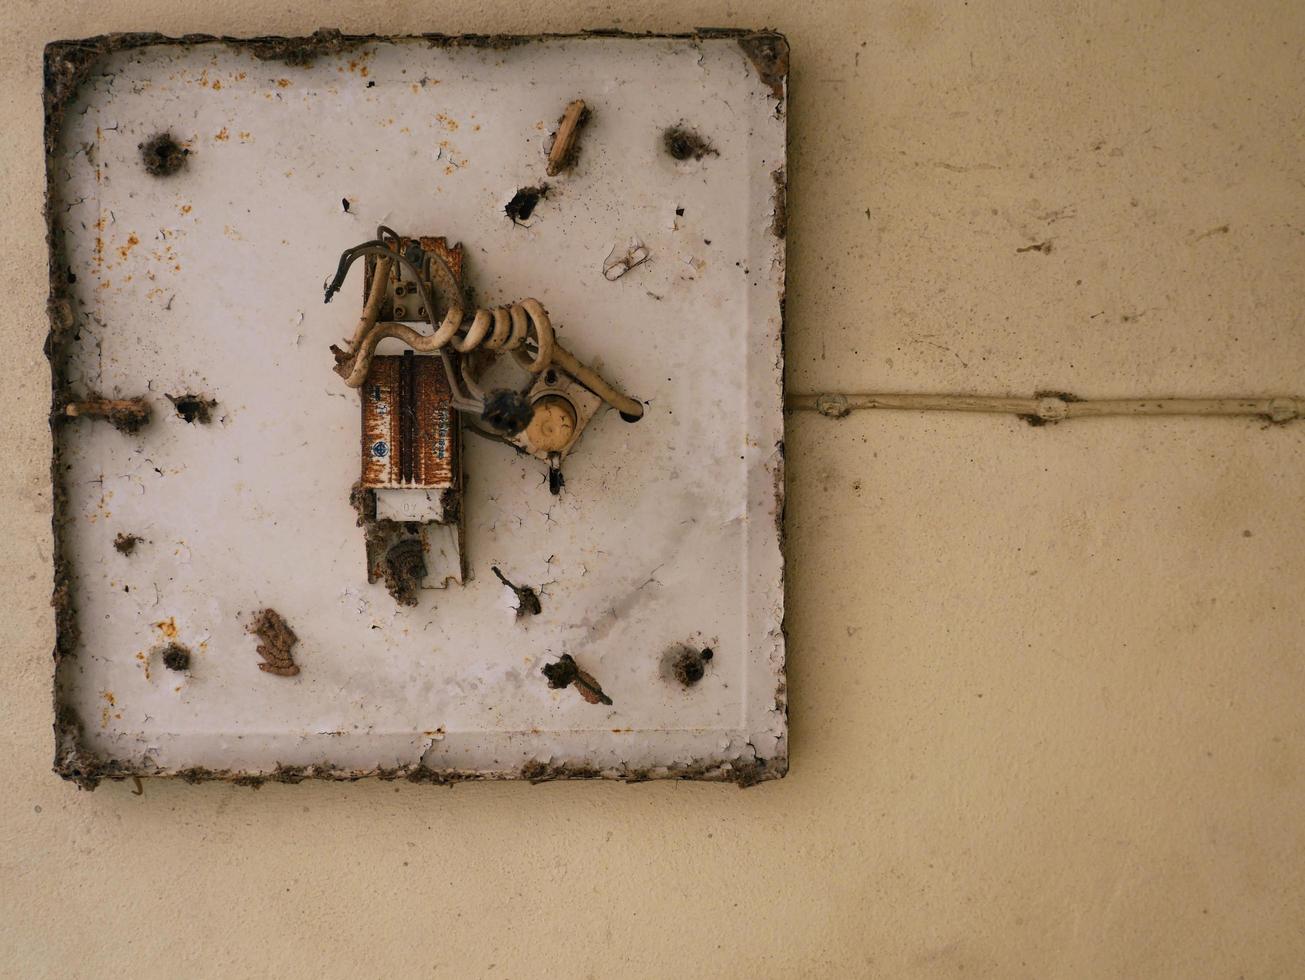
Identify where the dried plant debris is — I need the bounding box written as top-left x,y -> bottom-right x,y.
505,184 -> 549,224
138,132 -> 188,176
542,654 -> 612,706
248,608 -> 300,677
113,532 -> 142,555
603,239 -> 650,281
166,393 -> 217,424
662,125 -> 717,161
60,394 -> 151,433
546,99 -> 591,176
491,566 -> 542,619
160,643 -> 191,672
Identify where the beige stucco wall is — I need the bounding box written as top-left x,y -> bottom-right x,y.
3,1 -> 1304,977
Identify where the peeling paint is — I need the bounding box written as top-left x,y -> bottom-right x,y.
737,32 -> 790,104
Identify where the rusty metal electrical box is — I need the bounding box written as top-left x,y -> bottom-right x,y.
44,30 -> 788,787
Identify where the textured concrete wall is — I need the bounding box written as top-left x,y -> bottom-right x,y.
3,2 -> 1304,977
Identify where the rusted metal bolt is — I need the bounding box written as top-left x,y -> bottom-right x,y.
139,133 -> 188,176
672,647 -> 714,687
161,643 -> 191,672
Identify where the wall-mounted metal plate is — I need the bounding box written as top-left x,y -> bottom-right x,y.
45,31 -> 787,787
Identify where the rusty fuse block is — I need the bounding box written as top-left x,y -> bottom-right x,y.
361,353 -> 457,497
354,237 -> 468,596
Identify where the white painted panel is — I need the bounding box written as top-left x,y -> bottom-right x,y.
51,34 -> 786,783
